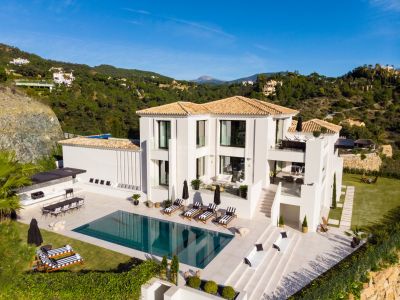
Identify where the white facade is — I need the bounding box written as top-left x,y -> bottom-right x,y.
9,58 -> 30,65
52,69 -> 75,86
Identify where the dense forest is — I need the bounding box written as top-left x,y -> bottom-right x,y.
1,44 -> 399,150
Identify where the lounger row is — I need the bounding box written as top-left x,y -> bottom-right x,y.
163,201 -> 237,227
89,178 -> 111,186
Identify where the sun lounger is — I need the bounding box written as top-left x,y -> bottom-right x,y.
320,217 -> 329,232
218,207 -> 237,227
36,250 -> 83,272
40,244 -> 74,258
244,244 -> 266,269
197,203 -> 217,224
273,232 -> 289,252
163,199 -> 184,215
183,202 -> 202,220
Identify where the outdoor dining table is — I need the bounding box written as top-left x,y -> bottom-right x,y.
43,197 -> 83,212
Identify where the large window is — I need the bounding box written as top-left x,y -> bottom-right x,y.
158,121 -> 171,149
159,160 -> 169,186
219,156 -> 245,182
196,120 -> 206,147
196,157 -> 205,179
220,120 -> 246,147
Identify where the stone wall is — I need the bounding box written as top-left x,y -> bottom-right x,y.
360,262 -> 400,300
341,153 -> 382,172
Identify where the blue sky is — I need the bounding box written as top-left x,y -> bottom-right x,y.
0,0 -> 399,80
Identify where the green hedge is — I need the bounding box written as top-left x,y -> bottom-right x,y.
291,206 -> 400,299
1,260 -> 160,300
343,167 -> 400,180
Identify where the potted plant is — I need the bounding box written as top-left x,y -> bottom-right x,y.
204,280 -> 218,295
191,179 -> 201,190
163,199 -> 172,208
345,227 -> 367,248
222,286 -> 236,300
302,215 -> 308,233
313,130 -> 321,138
239,185 -> 248,199
279,215 -> 285,228
132,194 -> 140,206
187,276 -> 201,289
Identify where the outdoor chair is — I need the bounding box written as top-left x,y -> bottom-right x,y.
41,207 -> 51,216
39,244 -> 74,258
69,202 -> 77,210
218,207 -> 237,227
162,199 -> 184,216
182,202 -> 203,220
77,199 -> 85,208
61,204 -> 70,213
50,207 -> 62,217
197,203 -> 217,224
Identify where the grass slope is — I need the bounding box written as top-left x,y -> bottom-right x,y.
343,174 -> 400,228
16,222 -> 130,271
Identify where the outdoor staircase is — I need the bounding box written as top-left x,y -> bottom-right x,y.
258,187 -> 277,218
225,225 -> 302,300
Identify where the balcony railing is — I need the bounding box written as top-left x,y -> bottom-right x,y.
279,140 -> 306,152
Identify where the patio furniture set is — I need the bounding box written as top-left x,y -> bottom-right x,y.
41,197 -> 85,217
34,244 -> 84,272
161,199 -> 237,227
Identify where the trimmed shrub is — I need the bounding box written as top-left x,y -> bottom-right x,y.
187,276 -> 201,289
302,216 -> 308,228
313,130 -> 321,137
279,215 -> 285,227
331,173 -> 337,209
222,286 -> 236,299
204,280 -> 218,295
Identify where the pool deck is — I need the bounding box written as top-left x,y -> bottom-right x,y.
19,183 -> 356,299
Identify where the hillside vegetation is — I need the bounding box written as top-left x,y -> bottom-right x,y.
1,44 -> 399,149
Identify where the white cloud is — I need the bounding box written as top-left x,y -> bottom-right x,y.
369,0 -> 400,12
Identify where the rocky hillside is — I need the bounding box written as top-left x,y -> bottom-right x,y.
0,85 -> 63,162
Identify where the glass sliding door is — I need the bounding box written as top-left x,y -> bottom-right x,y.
220,120 -> 246,147
158,121 -> 171,149
196,120 -> 206,147
219,156 -> 245,182
196,157 -> 205,179
159,160 -> 169,186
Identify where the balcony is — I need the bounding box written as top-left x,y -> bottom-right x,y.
268,141 -> 306,163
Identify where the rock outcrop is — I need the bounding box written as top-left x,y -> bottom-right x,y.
360,261 -> 400,300
0,86 -> 63,162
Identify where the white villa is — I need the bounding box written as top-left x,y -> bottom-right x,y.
51,67 -> 75,86
56,96 -> 342,232
9,57 -> 30,65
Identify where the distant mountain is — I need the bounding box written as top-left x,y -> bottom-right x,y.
227,72 -> 288,84
192,75 -> 225,84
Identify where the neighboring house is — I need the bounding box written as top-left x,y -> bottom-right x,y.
9,58 -> 30,65
262,80 -> 282,96
340,119 -> 365,127
51,68 -> 75,86
242,80 -> 254,86
136,96 -> 343,231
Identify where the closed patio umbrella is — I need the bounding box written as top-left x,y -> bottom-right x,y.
27,218 -> 43,246
182,180 -> 189,202
214,185 -> 221,207
296,116 -> 303,132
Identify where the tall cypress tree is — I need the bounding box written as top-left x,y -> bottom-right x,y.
332,173 -> 337,209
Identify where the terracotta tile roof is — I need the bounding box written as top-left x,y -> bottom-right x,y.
59,137 -> 140,151
136,101 -> 209,116
136,96 -> 298,116
289,119 -> 342,134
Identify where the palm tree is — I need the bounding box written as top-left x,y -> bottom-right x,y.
0,152 -> 33,220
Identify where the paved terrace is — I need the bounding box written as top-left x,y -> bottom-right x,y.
18,183 -> 356,300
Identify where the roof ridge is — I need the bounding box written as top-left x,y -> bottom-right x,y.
177,102 -> 190,115
239,96 -> 270,114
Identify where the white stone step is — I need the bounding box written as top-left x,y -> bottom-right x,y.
230,227 -> 280,290
260,233 -> 302,299
224,224 -> 274,286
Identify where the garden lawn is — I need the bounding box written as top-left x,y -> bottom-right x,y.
15,222 -> 130,271
343,174 -> 400,228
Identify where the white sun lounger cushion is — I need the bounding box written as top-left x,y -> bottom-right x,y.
44,244 -> 73,257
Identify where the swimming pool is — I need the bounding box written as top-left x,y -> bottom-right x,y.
73,210 -> 234,268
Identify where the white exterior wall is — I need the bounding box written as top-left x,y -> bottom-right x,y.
62,145 -> 141,188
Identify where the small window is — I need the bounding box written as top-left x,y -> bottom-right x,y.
196,120 -> 206,147
89,178 -> 94,183
100,180 -> 105,185
106,181 -> 111,186
95,179 -> 99,184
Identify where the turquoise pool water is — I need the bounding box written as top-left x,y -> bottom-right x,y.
73,210 -> 234,268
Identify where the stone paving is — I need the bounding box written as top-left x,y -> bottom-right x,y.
340,186 -> 355,230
